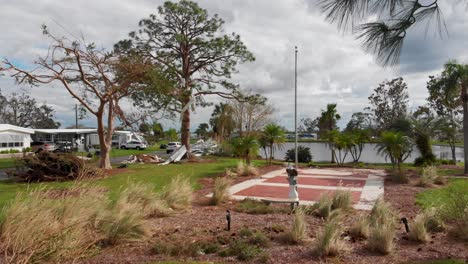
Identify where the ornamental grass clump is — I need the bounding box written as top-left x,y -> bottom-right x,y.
312,217 -> 345,257
285,208 -> 307,244
367,198 -> 397,254
236,161 -> 259,176
349,215 -> 370,239
417,166 -> 438,187
331,189 -> 353,211
408,213 -> 429,243
118,182 -> 171,217
160,175 -> 193,210
210,176 -> 232,205
315,194 -> 333,218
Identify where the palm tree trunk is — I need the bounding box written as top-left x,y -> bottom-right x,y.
463,85 -> 468,174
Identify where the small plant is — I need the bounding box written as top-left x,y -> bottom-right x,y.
349,215 -> 370,239
160,175 -> 193,210
369,198 -> 396,227
249,231 -> 271,247
225,168 -> 237,178
408,214 -> 429,243
367,222 -> 396,254
285,208 -> 307,244
218,239 -> 262,261
315,194 -> 333,218
239,227 -> 254,237
236,161 -> 259,176
210,176 -> 232,205
285,146 -> 313,163
152,239 -> 203,257
417,166 -> 438,187
423,208 -> 445,232
237,160 -> 246,175
331,189 -> 353,211
312,218 -> 345,257
118,182 -> 170,217
246,164 -> 259,176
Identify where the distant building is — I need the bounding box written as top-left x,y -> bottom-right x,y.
0,124 -> 35,151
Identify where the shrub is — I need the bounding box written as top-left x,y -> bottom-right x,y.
331,189 -> 353,211
160,175 -> 193,210
417,166 -> 437,187
0,186 -> 107,263
117,182 -> 170,218
210,177 -> 232,205
367,222 -> 396,254
218,239 -> 262,261
312,218 -> 345,257
246,164 -> 259,176
408,214 -> 429,243
285,146 -> 313,163
249,231 -> 271,247
349,215 -> 370,239
285,208 -> 307,244
239,227 -> 254,237
236,161 -> 259,176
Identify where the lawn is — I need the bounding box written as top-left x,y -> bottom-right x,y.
416,178 -> 468,210
0,158 -> 16,169
0,158 -> 267,212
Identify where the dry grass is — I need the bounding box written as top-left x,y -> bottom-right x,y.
417,166 -> 438,187
312,217 -> 345,257
315,194 -> 333,218
349,215 -> 370,239
331,189 -> 353,211
285,208 -> 307,244
118,182 -> 171,217
367,221 -> 396,254
369,198 -> 396,227
210,177 -> 232,205
423,208 -> 445,232
0,186 -> 106,263
236,161 -> 259,176
160,175 -> 193,210
408,214 -> 429,243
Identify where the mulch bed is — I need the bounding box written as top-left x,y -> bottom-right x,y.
76,167 -> 468,264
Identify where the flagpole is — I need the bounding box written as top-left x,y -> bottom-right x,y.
294,46 -> 298,169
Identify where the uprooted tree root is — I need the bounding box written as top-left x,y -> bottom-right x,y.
12,152 -> 103,182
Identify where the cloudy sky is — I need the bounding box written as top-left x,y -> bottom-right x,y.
1,0 -> 467,131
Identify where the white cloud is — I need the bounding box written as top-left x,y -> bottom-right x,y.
1,0 -> 467,130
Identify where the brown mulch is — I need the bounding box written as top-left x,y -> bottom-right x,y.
75,167 -> 467,264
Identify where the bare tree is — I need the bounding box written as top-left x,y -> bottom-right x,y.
1,27 -> 148,169
231,95 -> 274,136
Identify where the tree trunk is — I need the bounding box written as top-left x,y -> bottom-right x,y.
96,105 -> 112,170
449,142 -> 456,164
331,149 -> 336,163
461,83 -> 468,173
180,100 -> 192,158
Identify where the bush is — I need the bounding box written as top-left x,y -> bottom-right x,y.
285,208 -> 307,244
312,218 -> 345,257
13,151 -> 103,182
408,214 -> 429,243
0,186 -> 107,263
210,177 -> 232,205
331,189 -> 353,211
0,149 -> 20,154
285,146 -> 313,163
367,222 -> 396,254
423,208 -> 445,233
349,215 -> 370,239
160,175 -> 193,210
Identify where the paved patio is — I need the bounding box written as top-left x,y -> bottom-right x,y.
228,168 -> 386,210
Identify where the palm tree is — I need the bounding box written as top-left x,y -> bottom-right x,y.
262,124 -> 286,164
210,103 -> 235,143
376,131 -> 413,171
318,103 -> 341,163
231,135 -> 259,165
442,62 -> 468,173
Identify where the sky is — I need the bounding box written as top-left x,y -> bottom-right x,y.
1,0 -> 468,131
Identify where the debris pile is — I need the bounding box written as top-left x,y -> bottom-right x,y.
122,154 -> 164,164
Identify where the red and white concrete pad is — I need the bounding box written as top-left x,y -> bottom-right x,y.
228,168 -> 386,210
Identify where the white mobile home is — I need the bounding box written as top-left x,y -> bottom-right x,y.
0,124 -> 34,151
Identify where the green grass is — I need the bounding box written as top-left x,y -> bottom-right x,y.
108,144 -> 160,157
416,179 -> 468,210
0,158 -> 267,213
0,158 -> 17,169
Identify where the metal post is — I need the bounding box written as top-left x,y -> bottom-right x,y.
294,46 -> 298,168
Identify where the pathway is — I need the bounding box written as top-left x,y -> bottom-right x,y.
228,168 -> 386,210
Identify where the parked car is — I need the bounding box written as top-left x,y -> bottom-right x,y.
31,141 -> 57,153
166,142 -> 182,154
120,141 -> 147,150
55,141 -> 73,153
